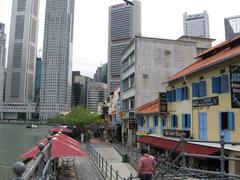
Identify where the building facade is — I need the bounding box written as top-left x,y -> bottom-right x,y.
87,82 -> 107,112
0,23 -> 6,103
40,0 -> 75,120
34,57 -> 41,103
5,0 -> 40,103
183,11 -> 210,38
224,15 -> 240,40
108,1 -> 141,94
94,63 -> 108,84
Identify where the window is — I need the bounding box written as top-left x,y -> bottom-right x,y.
212,74 -> 229,94
154,115 -> 158,126
171,115 -> 178,128
220,112 -> 234,130
182,114 -> 191,129
192,81 -> 206,97
168,86 -> 188,102
139,116 -> 144,127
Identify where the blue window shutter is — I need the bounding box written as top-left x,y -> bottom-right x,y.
182,114 -> 185,128
187,114 -> 191,128
228,112 -> 234,130
219,112 -> 222,130
171,115 -> 173,128
199,81 -> 206,97
212,77 -> 217,93
216,77 -> 221,93
181,87 -> 188,100
172,89 -> 176,102
154,115 -> 158,127
192,83 -> 199,97
221,74 -> 229,93
176,88 -> 181,101
166,91 -> 171,102
175,115 -> 178,127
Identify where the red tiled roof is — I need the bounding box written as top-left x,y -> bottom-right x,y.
136,99 -> 159,115
138,136 -> 219,155
167,36 -> 240,82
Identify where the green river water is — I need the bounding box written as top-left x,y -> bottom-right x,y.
0,124 -> 51,180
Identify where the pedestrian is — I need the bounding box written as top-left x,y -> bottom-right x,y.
138,148 -> 156,180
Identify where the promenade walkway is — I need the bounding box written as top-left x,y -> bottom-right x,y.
90,138 -> 138,179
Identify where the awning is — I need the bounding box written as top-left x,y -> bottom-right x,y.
138,136 -> 219,155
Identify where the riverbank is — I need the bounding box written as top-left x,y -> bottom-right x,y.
0,120 -> 56,125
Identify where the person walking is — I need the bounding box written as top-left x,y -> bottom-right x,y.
138,148 -> 156,180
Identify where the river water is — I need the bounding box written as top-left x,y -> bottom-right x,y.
0,124 -> 51,180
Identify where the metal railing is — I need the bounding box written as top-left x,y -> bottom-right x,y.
13,137 -> 55,180
113,135 -> 240,180
86,144 -> 139,180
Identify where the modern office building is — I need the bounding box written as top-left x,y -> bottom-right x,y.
0,23 -> 6,103
34,57 -> 41,103
94,63 -> 108,84
108,1 -> 141,94
183,11 -> 210,38
224,15 -> 240,40
5,0 -> 40,103
40,0 -> 75,120
87,82 -> 107,112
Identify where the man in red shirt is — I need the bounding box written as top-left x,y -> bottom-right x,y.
138,148 -> 156,180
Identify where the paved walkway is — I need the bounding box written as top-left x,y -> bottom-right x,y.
90,138 -> 138,179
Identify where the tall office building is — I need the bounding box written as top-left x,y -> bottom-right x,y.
34,57 -> 41,103
183,11 -> 210,38
225,15 -> 240,40
0,23 -> 6,103
5,0 -> 40,103
40,0 -> 75,120
94,63 -> 108,84
108,1 -> 141,94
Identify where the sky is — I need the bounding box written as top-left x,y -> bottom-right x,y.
0,0 -> 239,78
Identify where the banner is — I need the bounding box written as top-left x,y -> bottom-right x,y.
230,66 -> 240,108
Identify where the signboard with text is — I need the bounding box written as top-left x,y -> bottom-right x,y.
159,92 -> 167,116
163,129 -> 190,138
192,96 -> 219,108
230,66 -> 240,108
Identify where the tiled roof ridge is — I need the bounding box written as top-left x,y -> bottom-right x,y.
136,99 -> 159,111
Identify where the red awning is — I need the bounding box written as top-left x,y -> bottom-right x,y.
138,136 -> 219,155
49,126 -> 73,134
21,134 -> 85,160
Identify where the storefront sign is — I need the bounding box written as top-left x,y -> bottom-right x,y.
159,92 -> 167,116
163,129 -> 190,138
230,66 -> 240,108
192,96 -> 219,108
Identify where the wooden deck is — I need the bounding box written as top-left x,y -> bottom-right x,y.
74,157 -> 104,180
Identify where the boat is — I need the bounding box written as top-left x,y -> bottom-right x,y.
26,124 -> 38,129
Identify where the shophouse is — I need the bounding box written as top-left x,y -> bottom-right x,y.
137,36 -> 240,175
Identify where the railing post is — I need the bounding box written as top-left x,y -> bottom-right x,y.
220,134 -> 225,180
102,157 -> 104,172
47,137 -> 53,176
181,137 -> 186,179
37,143 -> 45,178
105,160 -> 108,177
116,170 -> 119,180
13,162 -> 26,180
110,164 -> 113,180
98,154 -> 101,166
129,173 -> 133,180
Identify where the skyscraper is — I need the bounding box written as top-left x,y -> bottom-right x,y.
183,11 -> 210,38
5,0 -> 40,103
34,57 -> 41,103
0,23 -> 6,103
94,63 -> 108,84
40,0 -> 75,120
108,1 -> 141,94
224,15 -> 240,40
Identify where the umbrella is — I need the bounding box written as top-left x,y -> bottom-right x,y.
53,133 -> 80,148
49,126 -> 73,134
21,136 -> 85,160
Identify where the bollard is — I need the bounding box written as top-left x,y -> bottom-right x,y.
98,154 -> 101,166
13,162 -> 26,180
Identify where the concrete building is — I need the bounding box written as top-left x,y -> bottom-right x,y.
87,82 -> 107,112
183,11 -> 210,38
224,15 -> 240,40
94,63 -> 108,84
5,0 -> 40,103
108,1 -> 141,94
0,23 -> 6,103
34,57 -> 41,103
40,0 -> 75,120
120,36 -> 213,144
72,71 -> 92,108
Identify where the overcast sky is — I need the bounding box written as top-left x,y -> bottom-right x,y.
0,0 -> 239,78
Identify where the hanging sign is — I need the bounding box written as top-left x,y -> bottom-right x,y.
230,66 -> 240,108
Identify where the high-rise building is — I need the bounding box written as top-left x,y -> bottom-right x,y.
0,23 -> 6,103
40,0 -> 75,120
183,11 -> 210,38
87,82 -> 107,112
224,15 -> 240,40
94,63 -> 108,84
5,0 -> 40,103
34,57 -> 41,103
108,1 -> 141,94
